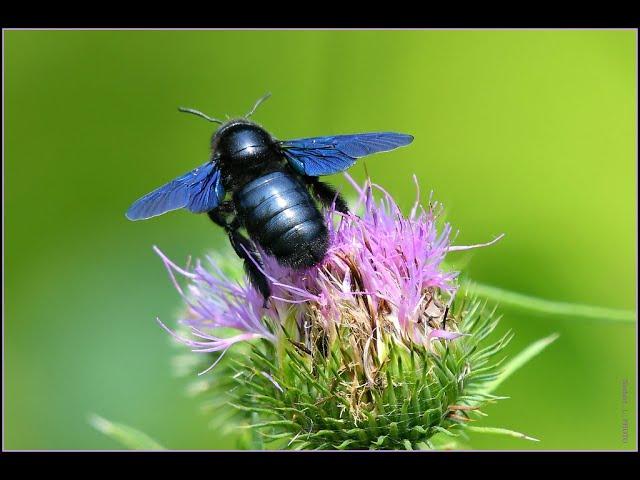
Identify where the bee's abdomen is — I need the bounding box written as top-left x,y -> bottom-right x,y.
234,171 -> 328,269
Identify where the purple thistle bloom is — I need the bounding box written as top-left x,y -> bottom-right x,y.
154,250 -> 276,360
156,174 -> 503,370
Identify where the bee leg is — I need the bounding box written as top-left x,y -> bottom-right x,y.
207,207 -> 271,305
304,177 -> 349,214
205,201 -> 234,234
206,201 -> 235,224
229,228 -> 271,306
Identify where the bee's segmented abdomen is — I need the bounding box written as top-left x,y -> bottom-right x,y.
234,171 -> 328,268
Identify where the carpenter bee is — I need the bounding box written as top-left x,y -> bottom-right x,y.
126,93 -> 413,302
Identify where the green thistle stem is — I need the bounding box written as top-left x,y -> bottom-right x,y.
469,282 -> 635,323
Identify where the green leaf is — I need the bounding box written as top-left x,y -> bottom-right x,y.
466,426 -> 539,442
469,282 -> 635,323
89,414 -> 165,450
485,332 -> 559,393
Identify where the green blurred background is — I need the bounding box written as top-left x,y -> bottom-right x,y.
5,30 -> 636,450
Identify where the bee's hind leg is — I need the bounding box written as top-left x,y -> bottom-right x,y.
304,177 -> 349,214
229,228 -> 271,307
207,207 -> 271,306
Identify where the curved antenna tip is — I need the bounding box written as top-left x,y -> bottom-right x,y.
178,106 -> 224,125
245,92 -> 272,118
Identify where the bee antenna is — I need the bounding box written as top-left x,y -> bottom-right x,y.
245,92 -> 272,118
178,107 -> 224,125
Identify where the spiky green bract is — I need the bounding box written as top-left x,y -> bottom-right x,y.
180,293 -> 510,450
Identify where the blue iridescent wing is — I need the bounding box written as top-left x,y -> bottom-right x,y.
279,132 -> 413,176
125,161 -> 225,220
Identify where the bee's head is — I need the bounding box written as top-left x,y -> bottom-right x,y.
210,119 -> 277,164
178,93 -> 278,166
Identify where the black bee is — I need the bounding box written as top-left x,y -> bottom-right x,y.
126,94 -> 413,302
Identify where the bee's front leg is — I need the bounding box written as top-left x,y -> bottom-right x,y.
206,201 -> 235,227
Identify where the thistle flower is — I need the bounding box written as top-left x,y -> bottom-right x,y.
157,175 -> 536,450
